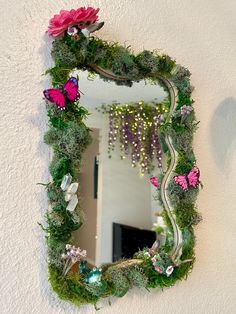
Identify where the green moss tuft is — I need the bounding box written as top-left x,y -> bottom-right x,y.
106,269 -> 130,297
49,154 -> 71,186
125,266 -> 148,288
52,38 -> 78,68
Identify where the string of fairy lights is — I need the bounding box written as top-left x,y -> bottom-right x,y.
98,101 -> 169,174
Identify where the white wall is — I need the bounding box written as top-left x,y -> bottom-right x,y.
0,1 -> 236,313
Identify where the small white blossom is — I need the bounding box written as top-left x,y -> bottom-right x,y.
67,26 -> 78,36
166,265 -> 174,277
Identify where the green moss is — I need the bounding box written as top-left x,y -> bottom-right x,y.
175,203 -> 202,229
172,65 -> 193,96
45,65 -> 71,86
48,266 -> 97,307
125,266 -> 148,288
52,38 -> 78,68
47,239 -> 65,269
84,281 -> 108,298
49,154 -> 71,186
135,50 -> 159,74
106,268 -> 130,297
45,210 -> 79,242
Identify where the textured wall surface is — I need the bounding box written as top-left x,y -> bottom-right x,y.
0,0 -> 236,313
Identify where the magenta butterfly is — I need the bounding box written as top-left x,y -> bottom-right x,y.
43,77 -> 80,110
173,166 -> 200,191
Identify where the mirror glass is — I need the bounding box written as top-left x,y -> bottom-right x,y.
74,70 -> 168,266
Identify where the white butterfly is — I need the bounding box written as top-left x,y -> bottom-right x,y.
60,174 -> 79,212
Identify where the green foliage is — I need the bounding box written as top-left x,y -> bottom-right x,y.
84,281 -> 108,298
47,239 -> 65,269
125,266 -> 148,288
45,121 -> 91,163
175,203 -> 202,229
106,268 -> 130,297
45,65 -> 71,86
135,50 -> 160,74
175,153 -> 195,173
52,38 -> 78,68
111,47 -> 139,78
45,209 -> 80,242
157,54 -> 176,75
168,180 -> 199,208
49,153 -> 71,186
48,36 -> 177,86
172,65 -> 194,96
176,90 -> 194,110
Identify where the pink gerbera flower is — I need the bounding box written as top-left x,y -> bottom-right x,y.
47,7 -> 100,37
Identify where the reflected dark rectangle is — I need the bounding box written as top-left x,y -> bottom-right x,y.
94,156 -> 99,199
112,222 -> 156,262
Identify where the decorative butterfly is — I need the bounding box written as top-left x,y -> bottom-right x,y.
43,77 -> 80,110
173,166 -> 200,191
150,177 -> 159,188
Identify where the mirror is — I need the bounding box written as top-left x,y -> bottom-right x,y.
74,71 -> 168,266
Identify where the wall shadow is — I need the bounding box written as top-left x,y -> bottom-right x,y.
210,97 -> 236,176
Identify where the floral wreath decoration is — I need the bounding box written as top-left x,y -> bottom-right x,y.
41,6 -> 202,309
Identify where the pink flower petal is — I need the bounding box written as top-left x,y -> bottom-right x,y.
150,177 -> 159,188
47,7 -> 100,37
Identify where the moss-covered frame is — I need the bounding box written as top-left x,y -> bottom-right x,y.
42,29 -> 201,309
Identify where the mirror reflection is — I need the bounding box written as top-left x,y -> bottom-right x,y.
74,71 -> 168,266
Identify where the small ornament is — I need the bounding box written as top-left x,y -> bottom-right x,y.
79,260 -> 91,276
66,194 -> 78,212
60,173 -> 72,191
165,265 -> 174,277
43,77 -> 79,110
85,267 -> 102,284
65,182 -> 79,201
150,177 -> 159,188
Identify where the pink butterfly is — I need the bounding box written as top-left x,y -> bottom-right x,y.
150,177 -> 159,188
43,77 -> 80,110
173,166 -> 200,191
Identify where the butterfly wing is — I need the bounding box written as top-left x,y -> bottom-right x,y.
187,166 -> 200,188
173,175 -> 188,191
43,89 -> 66,109
64,77 -> 80,102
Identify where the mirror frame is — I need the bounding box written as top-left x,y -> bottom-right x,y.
42,8 -> 201,309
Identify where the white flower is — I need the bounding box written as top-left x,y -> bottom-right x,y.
166,265 -> 174,277
67,26 -> 78,36
61,253 -> 67,259
65,244 -> 72,250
